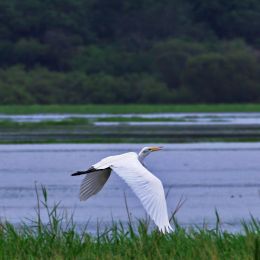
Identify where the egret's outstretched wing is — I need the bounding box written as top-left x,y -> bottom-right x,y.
95,152 -> 172,233
79,168 -> 111,201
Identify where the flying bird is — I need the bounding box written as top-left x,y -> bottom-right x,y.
71,146 -> 173,233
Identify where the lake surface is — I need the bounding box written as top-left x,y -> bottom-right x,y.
0,143 -> 259,232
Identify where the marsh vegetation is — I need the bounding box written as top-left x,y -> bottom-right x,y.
0,186 -> 259,259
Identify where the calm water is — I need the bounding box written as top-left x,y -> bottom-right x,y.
0,143 -> 259,232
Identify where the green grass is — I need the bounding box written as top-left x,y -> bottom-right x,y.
0,186 -> 259,259
0,103 -> 260,114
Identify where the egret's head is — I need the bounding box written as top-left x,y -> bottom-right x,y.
138,146 -> 162,161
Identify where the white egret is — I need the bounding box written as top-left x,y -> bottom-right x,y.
71,146 -> 173,233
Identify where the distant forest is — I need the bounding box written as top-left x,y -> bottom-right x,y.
1,0 -> 260,104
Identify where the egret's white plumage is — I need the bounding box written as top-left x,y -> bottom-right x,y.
72,146 -> 172,233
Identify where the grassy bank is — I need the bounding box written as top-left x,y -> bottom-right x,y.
0,186 -> 259,259
1,220 -> 259,259
0,103 -> 260,114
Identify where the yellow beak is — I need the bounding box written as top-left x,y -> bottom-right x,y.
150,146 -> 163,151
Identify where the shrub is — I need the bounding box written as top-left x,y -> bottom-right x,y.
183,51 -> 260,102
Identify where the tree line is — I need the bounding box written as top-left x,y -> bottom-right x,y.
0,0 -> 260,104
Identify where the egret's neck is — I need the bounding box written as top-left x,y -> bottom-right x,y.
138,151 -> 148,162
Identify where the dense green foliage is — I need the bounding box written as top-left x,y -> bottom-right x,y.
0,186 -> 259,259
1,0 -> 260,104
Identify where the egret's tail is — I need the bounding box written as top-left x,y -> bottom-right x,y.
160,224 -> 173,234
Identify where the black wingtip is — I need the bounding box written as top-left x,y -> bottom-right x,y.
71,171 -> 87,176
71,167 -> 96,176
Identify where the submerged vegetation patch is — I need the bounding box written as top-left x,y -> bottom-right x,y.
1,105 -> 260,143
0,118 -> 91,129
0,185 -> 259,259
